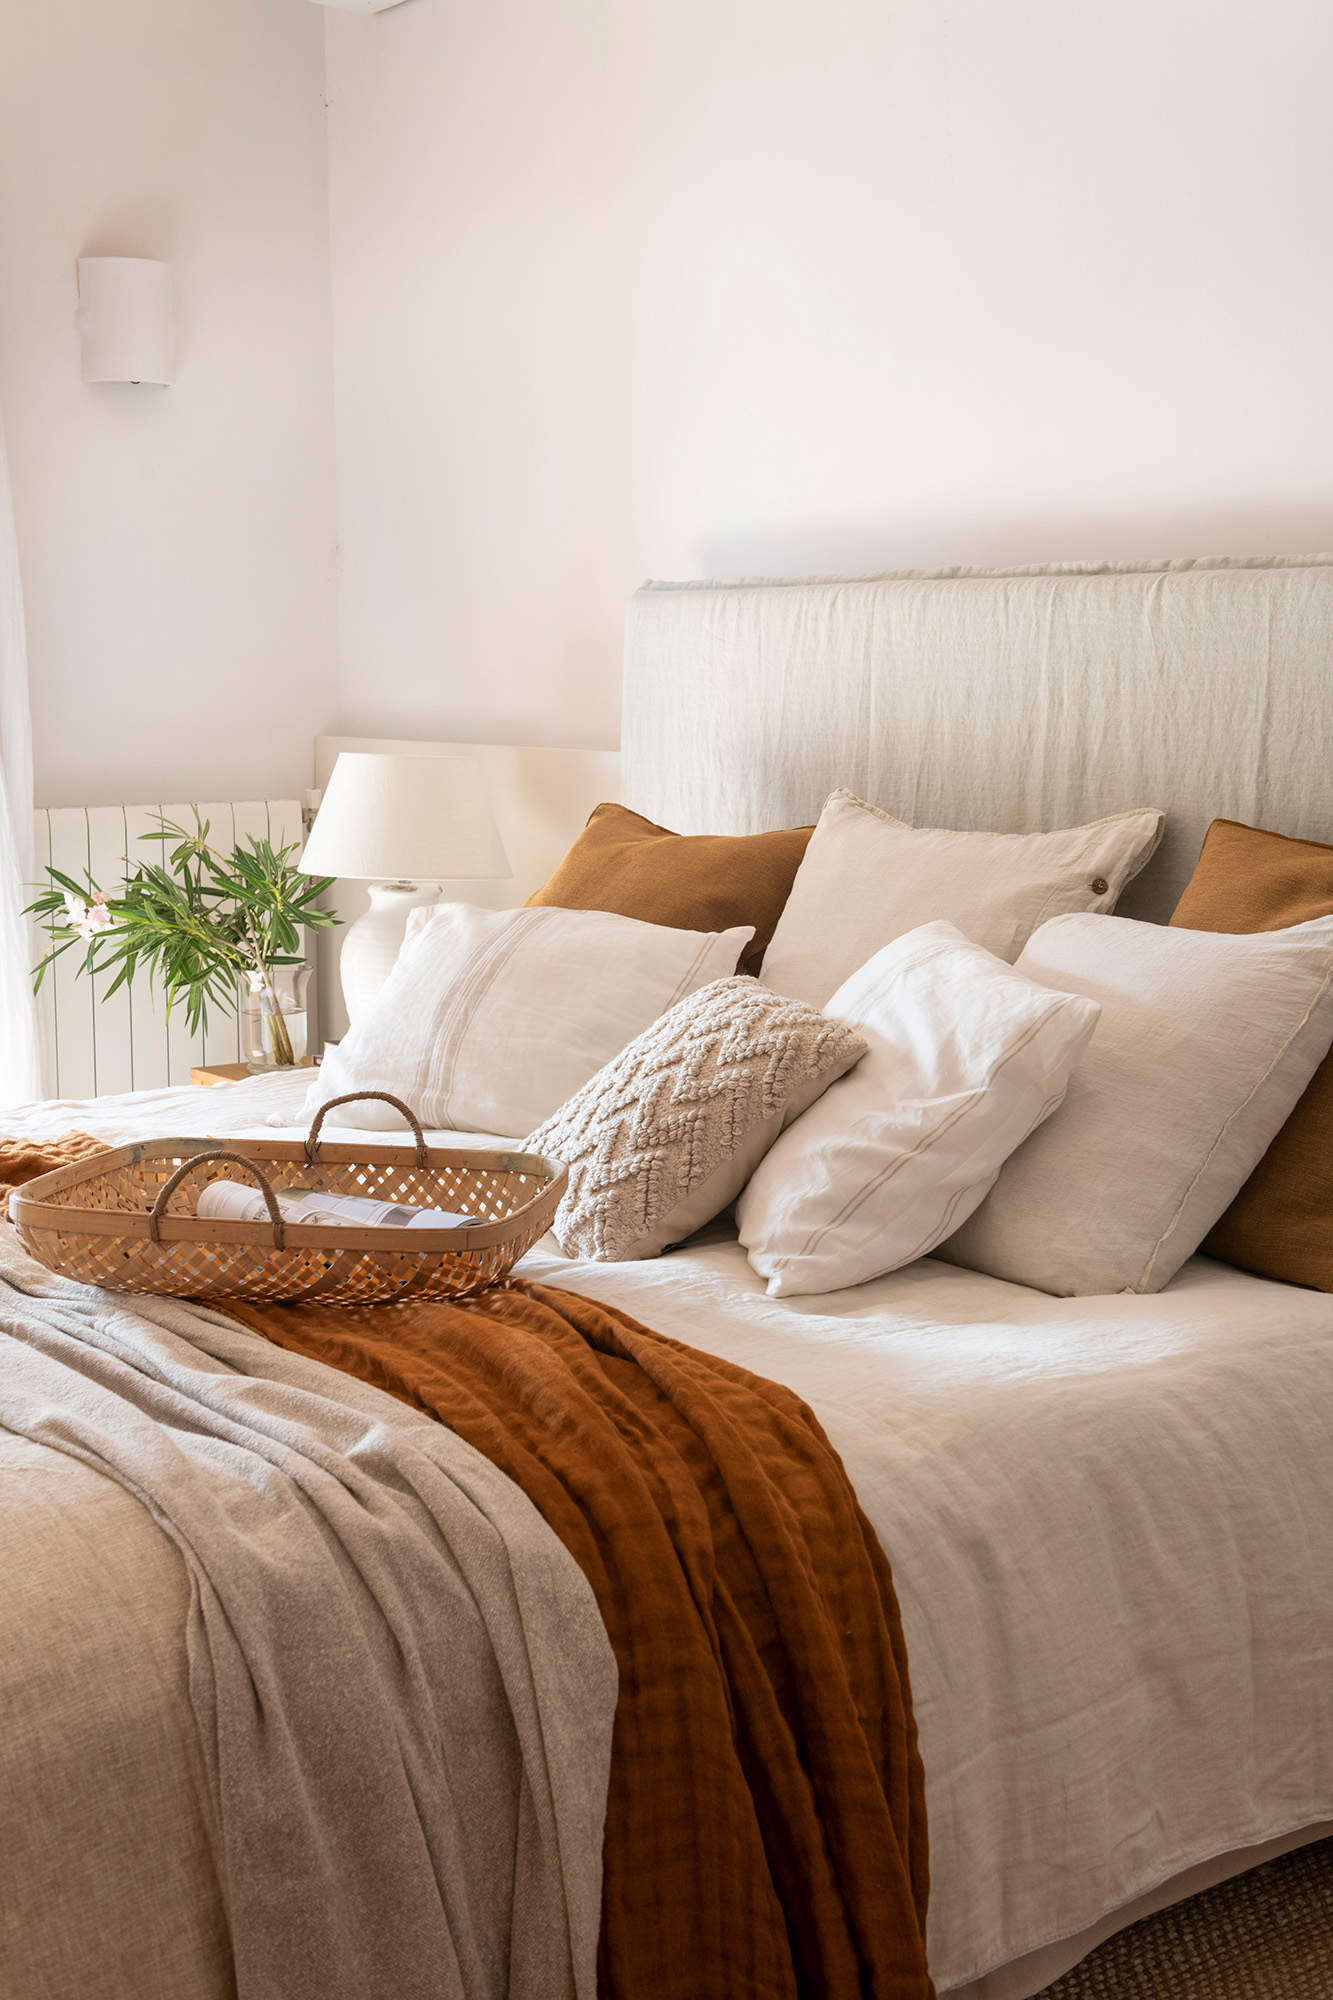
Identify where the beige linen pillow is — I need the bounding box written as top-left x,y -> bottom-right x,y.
307,903 -> 754,1137
737,922 -> 1100,1297
529,977 -> 866,1262
943,911 -> 1333,1296
761,789 -> 1164,1006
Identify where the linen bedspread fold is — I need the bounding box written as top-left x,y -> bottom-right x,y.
0,1207 -> 615,2000
227,1277 -> 935,2000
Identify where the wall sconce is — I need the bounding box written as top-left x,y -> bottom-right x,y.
308,1 -> 409,11
75,257 -> 175,386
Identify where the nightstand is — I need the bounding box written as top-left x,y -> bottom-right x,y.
190,1057 -> 318,1087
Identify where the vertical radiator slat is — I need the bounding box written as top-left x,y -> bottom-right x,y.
264,798 -> 317,1060
194,802 -> 240,1068
30,810 -> 58,1098
231,801 -> 273,1076
157,803 -> 211,1085
121,804 -> 174,1092
45,810 -> 97,1100
86,806 -> 135,1095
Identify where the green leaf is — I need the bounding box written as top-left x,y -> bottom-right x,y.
29,814 -> 340,1007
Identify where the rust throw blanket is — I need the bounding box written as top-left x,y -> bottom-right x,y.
225,1279 -> 934,2000
0,1130 -> 106,1186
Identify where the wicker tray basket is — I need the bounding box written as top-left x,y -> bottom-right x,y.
8,1092 -> 567,1308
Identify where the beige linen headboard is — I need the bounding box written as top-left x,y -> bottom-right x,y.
620,555 -> 1333,924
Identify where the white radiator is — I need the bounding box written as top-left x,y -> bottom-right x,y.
30,799 -> 307,1098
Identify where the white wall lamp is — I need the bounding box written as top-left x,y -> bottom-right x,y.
308,1 -> 410,13
299,752 -> 511,1025
75,257 -> 174,386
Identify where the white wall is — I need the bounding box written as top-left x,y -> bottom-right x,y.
5,0 -> 1330,804
0,0 -> 337,809
325,0 -> 633,754
325,0 -> 1333,755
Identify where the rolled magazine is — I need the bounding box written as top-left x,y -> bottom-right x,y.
197,1181 -> 473,1230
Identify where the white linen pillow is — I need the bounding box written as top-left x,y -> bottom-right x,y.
943,911 -> 1333,1296
529,977 -> 866,1262
306,902 -> 754,1137
761,788 -> 1164,1005
737,922 -> 1101,1297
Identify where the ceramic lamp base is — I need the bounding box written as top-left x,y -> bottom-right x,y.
338,881 -> 438,1025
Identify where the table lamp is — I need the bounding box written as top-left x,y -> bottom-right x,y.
300,751 -> 510,1024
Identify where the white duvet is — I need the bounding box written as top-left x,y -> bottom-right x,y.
8,1070 -> 1333,1999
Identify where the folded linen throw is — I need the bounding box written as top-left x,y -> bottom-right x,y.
0,1145 -> 615,2000
226,1278 -> 934,2000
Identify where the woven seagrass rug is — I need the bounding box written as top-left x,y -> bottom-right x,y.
1037,1836 -> 1333,1997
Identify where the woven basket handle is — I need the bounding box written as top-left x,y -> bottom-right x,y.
304,1092 -> 428,1170
149,1149 -> 287,1249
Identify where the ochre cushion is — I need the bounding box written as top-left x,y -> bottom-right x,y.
1171,817 -> 1333,1290
527,803 -> 812,976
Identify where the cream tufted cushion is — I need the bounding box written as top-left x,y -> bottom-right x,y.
529,977 -> 865,1262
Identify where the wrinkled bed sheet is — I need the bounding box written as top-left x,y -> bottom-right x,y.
5,1071 -> 1333,1997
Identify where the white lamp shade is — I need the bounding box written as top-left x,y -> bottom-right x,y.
299,752 -> 510,884
76,258 -> 175,385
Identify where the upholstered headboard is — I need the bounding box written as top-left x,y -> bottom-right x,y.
620,555 -> 1333,924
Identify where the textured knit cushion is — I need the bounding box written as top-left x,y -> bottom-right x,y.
528,978 -> 866,1262
943,911 -> 1333,1296
1171,818 -> 1333,1290
526,802 -> 813,975
307,902 -> 754,1137
737,923 -> 1101,1298
761,789 -> 1165,1006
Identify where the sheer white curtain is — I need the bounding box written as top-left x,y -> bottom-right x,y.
0,415 -> 43,1105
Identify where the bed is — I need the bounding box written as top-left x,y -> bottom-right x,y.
5,553 -> 1333,2000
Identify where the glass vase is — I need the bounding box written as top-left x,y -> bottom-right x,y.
240,965 -> 311,1073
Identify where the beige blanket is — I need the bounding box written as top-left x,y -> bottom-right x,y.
0,1230 -> 615,2000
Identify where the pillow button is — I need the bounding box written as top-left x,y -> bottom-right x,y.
1091,876 -> 1109,895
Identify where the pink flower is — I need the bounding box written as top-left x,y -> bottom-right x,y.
75,901 -> 114,941
65,889 -> 111,934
